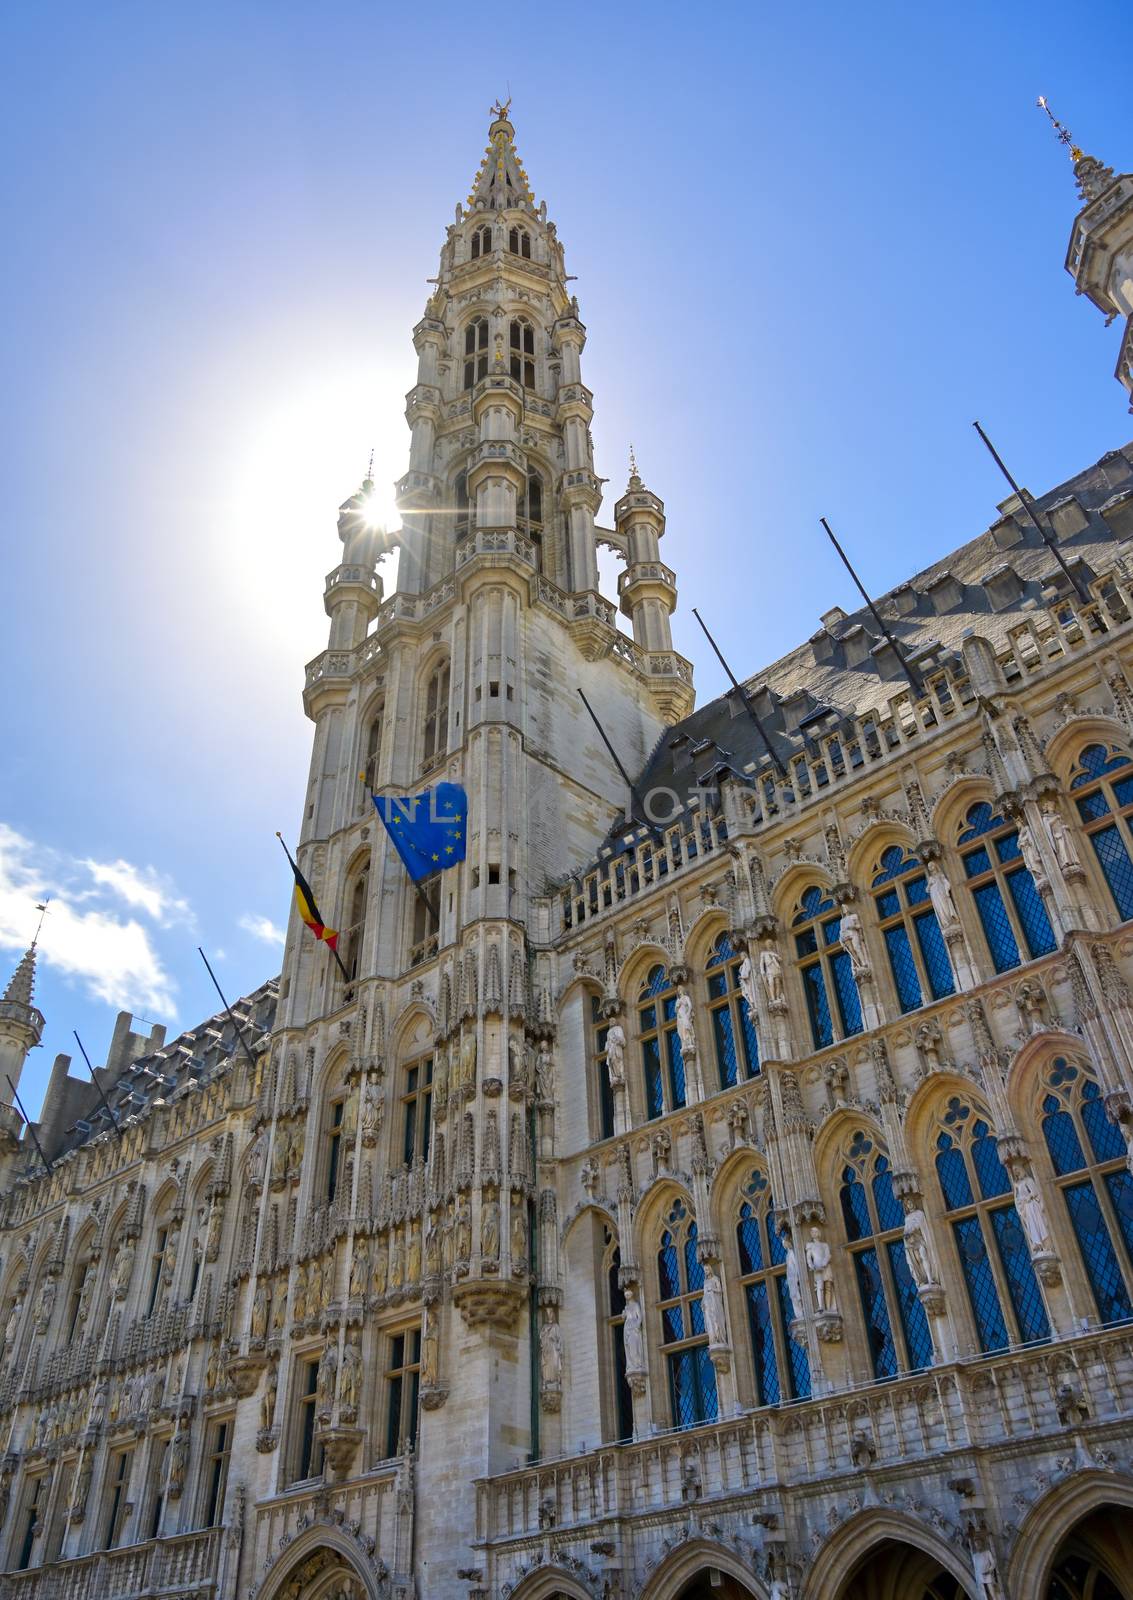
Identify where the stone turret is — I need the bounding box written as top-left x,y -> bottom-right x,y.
0,943 -> 44,1109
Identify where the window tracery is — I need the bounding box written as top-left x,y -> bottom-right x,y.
602,1226 -> 633,1441
957,802 -> 1055,973
706,932 -> 759,1088
509,317 -> 535,388
792,885 -> 862,1050
870,846 -> 955,1012
638,964 -> 686,1120
839,1129 -> 932,1378
735,1168 -> 809,1403
463,316 -> 489,388
1069,743 -> 1133,920
656,1199 -> 717,1428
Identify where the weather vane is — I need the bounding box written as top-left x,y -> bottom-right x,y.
1036,96 -> 1082,160
628,443 -> 638,481
490,95 -> 512,120
33,899 -> 50,943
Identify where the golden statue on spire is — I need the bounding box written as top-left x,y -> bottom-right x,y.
490,96 -> 512,121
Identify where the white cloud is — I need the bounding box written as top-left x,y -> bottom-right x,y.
0,823 -> 179,1016
83,857 -> 193,927
239,912 -> 286,947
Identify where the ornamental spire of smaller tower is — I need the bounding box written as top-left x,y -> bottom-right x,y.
1037,96 -> 1116,204
2,942 -> 38,1009
466,100 -> 537,212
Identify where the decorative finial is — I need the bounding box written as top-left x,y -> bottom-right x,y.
490,96 -> 512,121
628,443 -> 638,483
32,900 -> 50,946
1036,96 -> 1083,162
367,448 -> 375,482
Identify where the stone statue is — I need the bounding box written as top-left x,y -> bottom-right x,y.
339,1336 -> 362,1412
389,1229 -> 404,1293
925,858 -> 961,933
481,1192 -> 501,1262
605,1021 -> 627,1087
341,1088 -> 358,1143
702,1263 -> 727,1347
246,1131 -> 266,1187
675,987 -> 697,1055
456,1198 -> 472,1264
1017,821 -> 1048,889
37,1275 -> 56,1326
510,1199 -> 527,1269
2,1295 -> 21,1354
73,1454 -> 92,1519
76,1265 -> 94,1325
205,1345 -> 221,1393
903,1207 -> 938,1289
250,1278 -> 269,1341
349,1236 -> 370,1300
1014,1172 -> 1053,1255
372,1238 -> 388,1297
271,1279 -> 287,1334
971,1545 -> 1005,1600
425,1219 -> 441,1278
288,1122 -> 305,1172
168,1430 -> 187,1497
260,1363 -> 277,1431
112,1240 -> 135,1299
361,1080 -> 382,1140
1042,801 -> 1080,875
536,1040 -> 555,1102
508,1032 -> 529,1092
783,1233 -> 804,1318
433,1046 -> 449,1106
270,1128 -> 288,1185
806,1227 -> 836,1313
759,945 -> 784,1007
293,1262 -> 309,1322
407,1223 -> 422,1285
539,1318 -> 563,1388
89,1380 -> 107,1429
622,1283 -> 645,1372
316,1340 -> 337,1411
421,1308 -> 439,1387
838,909 -> 869,977
460,1032 -> 477,1091
738,953 -> 760,1016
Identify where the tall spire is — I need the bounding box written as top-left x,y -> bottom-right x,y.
0,941 -> 45,1109
3,943 -> 38,1009
466,100 -> 537,212
1037,96 -> 1116,204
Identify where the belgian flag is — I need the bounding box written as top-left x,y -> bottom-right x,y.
276,834 -> 348,977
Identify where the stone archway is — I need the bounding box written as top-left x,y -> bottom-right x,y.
637,1539 -> 765,1600
257,1536 -> 378,1600
1044,1506 -> 1133,1598
834,1537 -> 971,1599
673,1578 -> 760,1600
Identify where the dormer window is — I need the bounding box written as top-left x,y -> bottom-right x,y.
464,318 -> 489,389
470,225 -> 491,259
509,319 -> 535,388
508,225 -> 531,259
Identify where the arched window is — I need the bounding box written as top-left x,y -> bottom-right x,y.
735,1168 -> 809,1403
871,846 -> 955,1013
792,885 -> 862,1050
469,224 -> 492,259
591,994 -> 615,1140
934,1096 -> 1050,1351
603,1227 -> 633,1441
638,964 -> 686,1120
1069,743 -> 1133,920
422,659 -> 450,770
706,932 -> 759,1088
65,1250 -> 94,1340
325,1088 -> 346,1205
463,317 -> 489,389
839,1130 -> 932,1379
509,318 -> 535,388
340,859 -> 370,988
454,470 -> 471,539
656,1199 -> 717,1428
519,468 -> 544,568
957,802 -> 1055,973
409,892 -> 439,968
1040,1056 -> 1133,1324
400,1049 -> 433,1165
363,701 -> 384,792
508,224 -> 531,258
145,1224 -> 170,1317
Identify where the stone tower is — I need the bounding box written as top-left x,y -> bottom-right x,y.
1048,100 -> 1133,411
0,943 -> 43,1111
268,102 -> 693,1593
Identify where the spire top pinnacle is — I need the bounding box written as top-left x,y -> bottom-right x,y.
628,443 -> 641,489
3,942 -> 39,1009
1037,95 -> 1116,205
466,100 -> 536,213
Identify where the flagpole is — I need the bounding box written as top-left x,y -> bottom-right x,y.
690,608 -> 788,779
971,420 -> 1091,604
275,832 -> 352,981
576,688 -> 664,841
357,777 -> 441,926
72,1031 -> 123,1139
6,1076 -> 52,1174
820,517 -> 924,697
197,948 -> 262,1072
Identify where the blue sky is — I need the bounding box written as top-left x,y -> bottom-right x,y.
1,1 -> 1129,1117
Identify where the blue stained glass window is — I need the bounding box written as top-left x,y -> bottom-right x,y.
876,888 -> 900,918
991,1206 -> 1050,1343
803,963 -> 833,1050
685,1226 -> 703,1290
884,923 -> 923,1012
953,1214 -> 1009,1352
872,1160 -> 905,1232
658,1232 -> 680,1299
963,845 -> 993,878
643,1038 -> 663,1120
665,1030 -> 686,1110
1115,773 -> 1133,806
831,950 -> 863,1036
737,1210 -> 763,1274
1043,1109 -> 1087,1175
936,1136 -> 974,1209
1071,744 -> 1133,785
766,1215 -> 787,1267
662,1303 -> 684,1340
841,1168 -> 872,1241
1082,1083 -> 1127,1164
972,881 -> 1021,972
905,873 -> 930,907
776,1275 -> 811,1395
971,1124 -> 1011,1199
739,999 -> 759,1077
995,831 -> 1023,865
744,1280 -> 781,1405
668,1349 -> 703,1428
1104,1169 -> 1133,1261
914,910 -> 956,999
1077,791 -> 1112,823
712,1006 -> 739,1089
853,1246 -> 898,1378
1090,824 -> 1133,920
1006,867 -> 1056,957
1063,1180 -> 1133,1324
887,1238 -> 933,1369
794,885 -> 836,922
872,847 -> 916,885
959,803 -> 1001,842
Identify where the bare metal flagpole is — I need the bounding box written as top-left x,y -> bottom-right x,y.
972,420 -> 1091,604
576,688 -> 663,840
820,517 -> 925,697
691,607 -> 788,780
73,1031 -> 122,1139
6,1076 -> 52,1174
197,949 -> 261,1072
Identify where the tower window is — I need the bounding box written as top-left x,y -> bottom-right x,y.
147,1227 -> 169,1317
340,861 -> 370,990
454,470 -> 471,539
16,1476 -> 47,1570
839,1132 -> 932,1379
509,319 -> 535,388
363,701 -> 385,791
736,1167 -> 810,1404
202,1418 -> 231,1527
657,1202 -> 717,1429
384,1326 -> 422,1457
706,932 -> 760,1088
422,660 -> 450,770
519,468 -> 544,569
103,1448 -> 134,1549
508,225 -> 531,258
464,318 -> 489,388
638,964 -> 686,1120
470,224 -> 492,260
326,1099 -> 344,1204
604,1231 -> 634,1441
401,1054 -> 434,1165
293,1356 -> 323,1482
410,890 -> 440,968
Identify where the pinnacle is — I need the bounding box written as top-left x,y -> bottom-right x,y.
465,101 -> 537,214
3,943 -> 38,1009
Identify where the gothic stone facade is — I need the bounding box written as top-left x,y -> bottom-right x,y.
3,109 -> 1133,1600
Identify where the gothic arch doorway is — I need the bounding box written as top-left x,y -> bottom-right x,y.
673,1577 -> 759,1600
836,1538 -> 973,1599
259,1541 -> 374,1600
1045,1506 -> 1133,1598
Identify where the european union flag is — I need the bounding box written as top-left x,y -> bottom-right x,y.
372,782 -> 469,882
